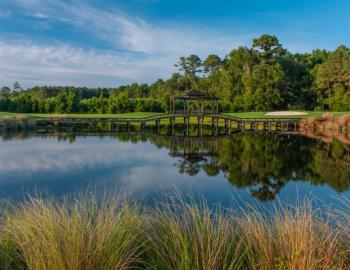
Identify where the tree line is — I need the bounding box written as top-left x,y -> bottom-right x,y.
1,34 -> 350,113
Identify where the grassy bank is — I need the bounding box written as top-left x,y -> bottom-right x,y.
0,195 -> 348,270
0,112 -> 164,120
1,111 -> 350,121
225,111 -> 350,119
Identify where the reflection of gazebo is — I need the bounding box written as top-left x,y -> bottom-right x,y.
169,134 -> 220,176
169,135 -> 219,161
170,90 -> 219,116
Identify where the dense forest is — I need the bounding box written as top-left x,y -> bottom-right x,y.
1,34 -> 350,113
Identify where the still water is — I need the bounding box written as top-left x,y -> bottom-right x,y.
0,129 -> 350,208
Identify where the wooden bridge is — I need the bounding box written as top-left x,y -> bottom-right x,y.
32,113 -> 301,133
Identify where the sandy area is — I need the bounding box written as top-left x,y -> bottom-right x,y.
265,111 -> 308,116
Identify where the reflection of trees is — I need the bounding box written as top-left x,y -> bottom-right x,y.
177,159 -> 202,176
201,158 -> 220,176
163,132 -> 350,201
307,140 -> 350,191
2,128 -> 350,201
215,134 -> 314,200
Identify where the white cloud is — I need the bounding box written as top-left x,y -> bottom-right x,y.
0,0 -> 251,87
32,12 -> 49,19
0,41 -> 176,87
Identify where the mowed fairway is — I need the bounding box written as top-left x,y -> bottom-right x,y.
0,112 -> 164,120
1,111 -> 350,121
224,111 -> 350,119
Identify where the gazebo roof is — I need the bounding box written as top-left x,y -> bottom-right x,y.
172,89 -> 219,100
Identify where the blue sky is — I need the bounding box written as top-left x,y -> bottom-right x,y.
0,0 -> 349,88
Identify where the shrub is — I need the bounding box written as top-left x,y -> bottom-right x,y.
321,112 -> 335,122
337,114 -> 350,128
15,114 -> 26,121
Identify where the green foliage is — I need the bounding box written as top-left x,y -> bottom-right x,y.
252,34 -> 286,60
1,34 -> 350,113
315,45 -> 350,110
202,54 -> 222,74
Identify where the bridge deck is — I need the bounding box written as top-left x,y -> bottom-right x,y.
26,114 -> 301,133
32,114 -> 301,123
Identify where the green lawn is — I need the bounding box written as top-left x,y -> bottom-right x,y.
224,111 -> 350,119
0,112 -> 164,120
1,111 -> 350,121
0,112 -> 19,119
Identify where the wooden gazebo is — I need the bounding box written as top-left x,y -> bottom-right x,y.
170,90 -> 219,116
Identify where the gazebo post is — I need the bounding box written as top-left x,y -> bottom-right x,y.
172,99 -> 175,115
201,100 -> 204,116
186,100 -> 189,115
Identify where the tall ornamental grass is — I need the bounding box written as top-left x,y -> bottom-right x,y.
3,196 -> 145,270
236,202 -> 348,270
0,195 -> 348,270
145,199 -> 245,270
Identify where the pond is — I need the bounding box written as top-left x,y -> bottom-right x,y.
1,127 -> 350,209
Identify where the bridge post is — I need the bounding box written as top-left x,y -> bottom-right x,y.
170,117 -> 175,136
263,121 -> 268,131
171,116 -> 175,129
228,119 -> 231,135
156,120 -> 160,134
276,121 -> 281,131
126,121 -> 130,132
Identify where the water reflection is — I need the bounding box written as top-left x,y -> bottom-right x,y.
0,127 -> 350,204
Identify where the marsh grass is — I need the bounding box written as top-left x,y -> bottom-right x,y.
0,195 -> 348,270
300,113 -> 350,131
3,195 -> 145,270
144,198 -> 245,270
236,202 -> 348,270
299,113 -> 350,144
